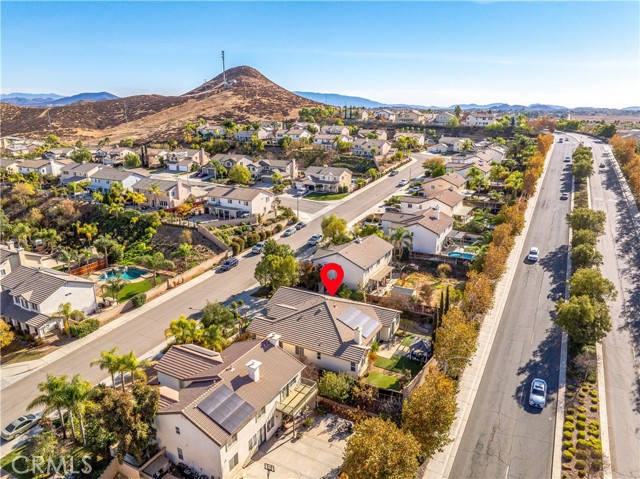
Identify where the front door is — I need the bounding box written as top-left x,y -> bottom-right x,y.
259,424 -> 267,445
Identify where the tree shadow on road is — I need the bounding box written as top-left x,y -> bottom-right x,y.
538,245 -> 569,303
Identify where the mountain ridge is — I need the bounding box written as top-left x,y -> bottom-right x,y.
1,92 -> 119,107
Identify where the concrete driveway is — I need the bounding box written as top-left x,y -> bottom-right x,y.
235,415 -> 349,479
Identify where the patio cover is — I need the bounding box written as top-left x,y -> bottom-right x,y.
369,264 -> 395,283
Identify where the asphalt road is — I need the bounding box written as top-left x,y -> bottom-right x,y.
0,160 -> 417,427
581,134 -> 640,479
449,137 -> 572,479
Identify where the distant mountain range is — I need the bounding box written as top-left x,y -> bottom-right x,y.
1,92 -> 119,107
294,91 -> 637,112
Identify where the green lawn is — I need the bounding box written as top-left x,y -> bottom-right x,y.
118,279 -> 155,302
1,444 -> 29,478
364,371 -> 400,390
374,355 -> 424,376
401,334 -> 416,347
305,192 -> 350,201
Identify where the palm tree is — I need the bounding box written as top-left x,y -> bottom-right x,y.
504,171 -> 524,196
28,374 -> 69,439
120,351 -> 150,386
91,347 -> 121,388
65,374 -> 92,445
390,227 -> 412,260
93,234 -> 113,268
136,252 -> 175,285
147,184 -> 161,208
200,324 -> 227,352
165,315 -> 200,345
129,192 -> 147,210
57,249 -> 78,272
55,302 -> 85,336
108,202 -> 125,220
105,274 -> 126,304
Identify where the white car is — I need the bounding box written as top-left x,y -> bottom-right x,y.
398,179 -> 409,187
529,378 -> 547,408
307,233 -> 323,246
408,186 -> 421,194
2,412 -> 42,441
252,241 -> 265,254
527,247 -> 539,262
283,227 -> 296,237
560,192 -> 569,200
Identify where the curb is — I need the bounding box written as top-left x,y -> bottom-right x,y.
424,139 -> 555,479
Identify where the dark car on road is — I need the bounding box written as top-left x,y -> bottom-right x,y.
219,257 -> 239,272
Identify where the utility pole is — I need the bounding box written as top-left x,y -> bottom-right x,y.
221,50 -> 227,86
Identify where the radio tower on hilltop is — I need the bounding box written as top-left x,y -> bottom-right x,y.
221,50 -> 227,87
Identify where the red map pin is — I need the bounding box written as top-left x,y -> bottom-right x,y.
320,263 -> 344,296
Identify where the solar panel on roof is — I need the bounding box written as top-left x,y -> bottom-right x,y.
338,306 -> 378,338
197,385 -> 256,434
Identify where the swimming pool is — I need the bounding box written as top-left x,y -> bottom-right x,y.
448,252 -> 475,260
100,267 -> 146,281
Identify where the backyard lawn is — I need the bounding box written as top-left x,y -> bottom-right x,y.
305,192 -> 350,201
118,279 -> 155,302
364,371 -> 400,390
374,354 -> 424,376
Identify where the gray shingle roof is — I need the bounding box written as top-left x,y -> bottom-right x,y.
249,287 -> 399,363
61,162 -> 101,175
205,185 -> 272,202
311,235 -> 393,271
0,291 -> 53,329
133,178 -> 180,193
383,209 -> 453,235
91,168 -> 140,182
1,266 -> 93,304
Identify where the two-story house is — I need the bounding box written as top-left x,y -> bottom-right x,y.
463,113 -> 498,127
381,206 -> 454,255
203,186 -> 274,219
373,110 -> 396,122
103,147 -> 136,166
253,159 -> 297,181
393,132 -> 426,146
250,287 -> 400,376
59,162 -> 102,184
197,124 -> 227,138
42,147 -> 74,160
399,188 -> 467,218
311,235 -> 394,292
165,149 -> 209,172
87,167 -> 143,192
132,178 -> 194,209
350,139 -> 391,158
395,110 -> 427,124
313,134 -> 347,150
18,159 -> 68,176
209,154 -> 254,171
421,172 -> 468,195
357,129 -> 388,141
432,112 -> 456,125
295,166 -> 353,193
1,266 -> 97,338
154,338 -> 315,479
236,129 -> 271,143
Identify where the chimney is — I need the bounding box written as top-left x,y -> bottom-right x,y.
354,326 -> 362,345
246,360 -> 262,382
434,204 -> 440,220
266,332 -> 281,347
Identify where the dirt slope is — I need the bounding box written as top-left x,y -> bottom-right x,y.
1,66 -> 319,142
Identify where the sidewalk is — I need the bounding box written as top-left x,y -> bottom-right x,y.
424,142 -> 555,479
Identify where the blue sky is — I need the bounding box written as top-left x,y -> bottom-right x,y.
2,1 -> 639,108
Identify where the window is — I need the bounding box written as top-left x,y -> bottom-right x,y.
244,201 -> 249,206
256,406 -> 266,422
177,448 -> 183,460
295,345 -> 304,356
175,426 -> 180,435
228,199 -> 233,204
267,415 -> 275,431
226,433 -> 237,450
317,352 -> 321,360
248,433 -> 258,450
229,453 -> 238,471
351,362 -> 356,372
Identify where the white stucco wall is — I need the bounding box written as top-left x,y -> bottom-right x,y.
38,282 -> 97,316
279,341 -> 368,377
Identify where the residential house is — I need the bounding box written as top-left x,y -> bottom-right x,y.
87,167 -> 142,192
203,186 -> 274,219
311,235 -> 394,292
350,138 -> 391,158
381,206 -> 454,255
165,149 -> 209,172
17,159 -> 66,176
290,121 -> 320,132
1,266 -> 97,338
154,338 -> 314,479
432,112 -> 456,125
476,145 -> 507,164
0,246 -> 47,277
132,178 -> 194,209
358,129 -> 387,141
343,108 -> 369,122
374,110 -> 396,122
439,136 -> 472,153
313,133 -> 342,150
253,158 -> 297,181
295,166 -> 352,193
427,143 -> 449,154
0,158 -> 20,173
197,124 -> 227,138
393,131 -> 425,146
421,172 -> 467,195
236,129 -> 271,143
445,158 -> 492,180
277,129 -> 311,141
463,113 -> 498,127
209,154 -> 254,171
43,147 -> 74,159
103,147 -> 136,166
59,162 -> 102,184
250,287 -> 401,376
320,125 -> 350,136
395,110 -> 427,124
399,189 -> 467,218
144,148 -> 169,168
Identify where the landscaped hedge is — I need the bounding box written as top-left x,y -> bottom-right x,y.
70,318 -> 100,338
131,293 -> 147,308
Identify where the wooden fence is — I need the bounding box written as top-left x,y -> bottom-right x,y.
366,293 -> 434,318
69,257 -> 107,276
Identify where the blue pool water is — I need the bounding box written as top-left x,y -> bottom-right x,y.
448,252 -> 475,260
100,267 -> 146,281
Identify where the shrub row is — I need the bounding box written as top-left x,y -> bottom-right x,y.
69,318 -> 100,338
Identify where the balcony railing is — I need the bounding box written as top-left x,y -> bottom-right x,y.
276,378 -> 317,416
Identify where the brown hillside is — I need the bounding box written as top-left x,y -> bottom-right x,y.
0,66 -> 320,142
